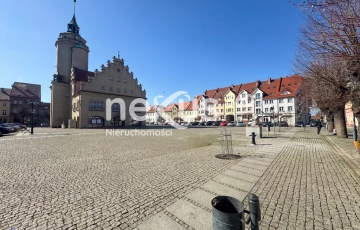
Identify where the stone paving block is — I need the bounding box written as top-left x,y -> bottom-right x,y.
137,212 -> 185,230
200,180 -> 248,201
165,199 -> 212,230
223,169 -> 260,183
212,174 -> 254,192
230,165 -> 265,177
185,188 -> 215,210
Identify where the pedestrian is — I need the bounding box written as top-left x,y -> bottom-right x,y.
316,121 -> 322,135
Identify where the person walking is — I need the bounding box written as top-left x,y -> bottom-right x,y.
316,120 -> 323,135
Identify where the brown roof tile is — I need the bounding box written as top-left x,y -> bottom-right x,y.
10,82 -> 41,99
0,88 -> 11,100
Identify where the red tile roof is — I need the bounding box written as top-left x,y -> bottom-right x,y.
10,82 -> 41,99
260,75 -> 303,99
163,103 -> 177,112
0,88 -> 11,100
178,101 -> 192,111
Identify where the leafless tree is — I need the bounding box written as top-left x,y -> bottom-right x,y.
292,0 -> 360,138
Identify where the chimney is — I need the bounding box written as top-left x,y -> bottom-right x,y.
268,77 -> 271,84
255,81 -> 259,88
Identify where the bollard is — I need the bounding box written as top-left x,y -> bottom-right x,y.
212,196 -> 245,230
249,132 -> 256,145
247,194 -> 261,230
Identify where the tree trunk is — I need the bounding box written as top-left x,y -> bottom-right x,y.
325,111 -> 334,132
333,107 -> 348,138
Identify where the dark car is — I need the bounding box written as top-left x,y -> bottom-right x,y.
0,126 -> 10,135
205,121 -> 213,126
263,121 -> 273,127
212,121 -> 220,126
295,121 -> 305,127
198,122 -> 205,126
310,121 -> 317,127
280,121 -> 289,127
190,122 -> 199,126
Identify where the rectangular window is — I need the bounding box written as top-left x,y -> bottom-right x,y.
101,86 -> 105,90
255,93 -> 261,99
109,87 -> 113,91
288,106 -> 293,111
14,100 -> 17,104
130,90 -> 133,94
269,100 -> 273,104
237,101 -> 241,104
117,88 -> 120,92
265,108 -> 269,112
109,76 -> 113,81
242,108 -> 246,111
248,107 -> 252,111
89,101 -> 103,111
117,78 -> 120,82
256,108 -> 261,114
279,107 -> 284,112
248,100 -> 251,103
242,94 -> 245,98
242,101 -> 246,104
237,108 -> 240,112
124,80 -> 127,83
256,101 -> 261,107
279,99 -> 284,103
2,110 -> 6,115
124,89 -> 127,93
264,100 -> 268,104
2,102 -> 6,106
288,98 -> 293,103
221,109 -> 224,112
19,100 -> 22,104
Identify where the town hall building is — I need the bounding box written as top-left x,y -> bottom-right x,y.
50,3 -> 146,128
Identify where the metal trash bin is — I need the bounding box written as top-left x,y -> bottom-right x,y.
211,196 -> 245,230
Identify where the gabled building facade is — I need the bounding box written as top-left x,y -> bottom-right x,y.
0,88 -> 11,123
50,4 -> 146,128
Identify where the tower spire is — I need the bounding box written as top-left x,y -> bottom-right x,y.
67,0 -> 80,34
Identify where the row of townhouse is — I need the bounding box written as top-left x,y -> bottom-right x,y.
146,75 -> 311,126
0,83 -> 50,125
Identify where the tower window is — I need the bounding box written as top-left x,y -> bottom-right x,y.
109,87 -> 113,91
117,88 -> 120,92
124,89 -> 127,93
117,78 -> 120,82
101,86 -> 105,90
109,76 -> 113,81
124,80 -> 127,83
130,90 -> 133,94
117,68 -> 121,72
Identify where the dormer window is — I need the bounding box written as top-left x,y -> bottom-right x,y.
282,84 -> 285,87
295,82 -> 298,85
288,84 -> 291,86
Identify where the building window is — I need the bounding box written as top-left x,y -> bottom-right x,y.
256,101 -> 261,107
13,108 -> 17,113
117,88 -> 121,92
109,87 -> 113,91
117,68 -> 121,72
288,98 -> 293,103
248,100 -> 251,103
256,108 -> 261,114
242,94 -> 245,98
90,101 -> 104,111
117,78 -> 120,82
288,106 -> 293,111
255,93 -> 261,99
242,101 -> 246,104
242,108 -> 246,111
109,76 -> 113,81
279,107 -> 284,112
2,102 -> 6,106
112,103 -> 120,111
124,89 -> 127,93
124,80 -> 127,83
19,100 -> 22,104
237,108 -> 240,112
269,100 -> 273,104
265,108 -> 269,112
279,99 -> 284,103
221,109 -> 224,112
248,107 -> 252,111
2,110 -> 6,115
264,100 -> 268,104
130,90 -> 133,94
101,86 -> 105,90
14,99 -> 17,104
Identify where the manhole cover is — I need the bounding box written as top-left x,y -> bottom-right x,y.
215,154 -> 241,160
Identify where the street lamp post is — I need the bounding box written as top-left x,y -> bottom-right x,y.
28,100 -> 39,135
270,106 -> 275,137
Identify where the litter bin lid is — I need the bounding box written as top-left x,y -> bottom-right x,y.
212,196 -> 244,214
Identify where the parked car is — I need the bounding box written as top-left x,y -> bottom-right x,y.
220,121 -> 228,126
227,121 -> 236,127
191,122 -> 199,126
263,121 -> 273,127
310,120 -> 317,127
212,121 -> 220,126
280,121 -> 289,127
41,122 -> 49,127
295,121 -> 305,127
236,121 -> 245,127
198,122 -> 205,126
0,131 -> 2,137
205,121 -> 213,126
247,120 -> 253,126
0,126 -> 10,134
0,124 -> 14,132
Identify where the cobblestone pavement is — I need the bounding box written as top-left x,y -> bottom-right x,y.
0,127 -> 274,229
246,128 -> 360,230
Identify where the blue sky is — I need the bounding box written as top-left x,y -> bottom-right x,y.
0,0 -> 304,105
